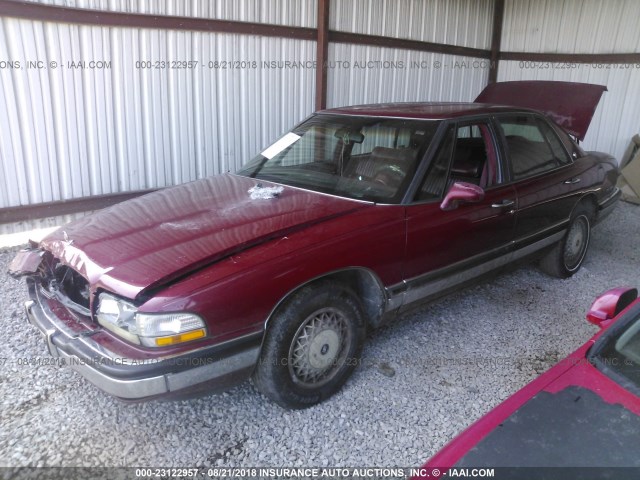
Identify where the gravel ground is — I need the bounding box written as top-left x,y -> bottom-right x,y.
0,202 -> 638,468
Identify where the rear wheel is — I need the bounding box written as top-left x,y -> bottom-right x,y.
539,203 -> 594,278
253,282 -> 366,409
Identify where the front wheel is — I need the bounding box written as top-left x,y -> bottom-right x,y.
253,282 -> 366,409
539,203 -> 593,278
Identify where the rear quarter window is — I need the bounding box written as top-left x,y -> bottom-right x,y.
535,118 -> 572,166
550,121 -> 585,159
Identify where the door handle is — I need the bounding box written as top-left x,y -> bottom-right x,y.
491,199 -> 515,208
564,177 -> 581,184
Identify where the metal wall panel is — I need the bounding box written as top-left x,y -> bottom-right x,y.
18,0 -> 318,28
330,0 -> 494,50
328,43 -> 490,107
0,17 -> 316,209
4,0 -> 638,221
502,0 -> 640,53
497,62 -> 640,163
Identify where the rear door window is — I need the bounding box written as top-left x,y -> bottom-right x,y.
497,115 -> 570,181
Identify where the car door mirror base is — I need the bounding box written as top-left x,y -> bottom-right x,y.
440,182 -> 485,211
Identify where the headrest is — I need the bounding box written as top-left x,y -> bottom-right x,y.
370,146 -> 416,166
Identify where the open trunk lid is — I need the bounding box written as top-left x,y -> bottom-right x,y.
475,81 -> 607,141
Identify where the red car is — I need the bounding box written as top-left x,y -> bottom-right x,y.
9,81 -> 620,408
420,287 -> 640,476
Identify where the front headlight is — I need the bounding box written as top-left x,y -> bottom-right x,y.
135,313 -> 206,347
96,294 -> 139,344
96,293 -> 207,347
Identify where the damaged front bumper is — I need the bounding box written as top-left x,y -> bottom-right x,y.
23,278 -> 262,401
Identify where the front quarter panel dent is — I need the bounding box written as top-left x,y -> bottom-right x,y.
138,206 -> 405,341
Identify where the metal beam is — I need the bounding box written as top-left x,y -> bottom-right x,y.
329,31 -> 492,59
0,190 -> 157,225
488,0 -> 505,83
315,0 -> 331,110
500,51 -> 640,64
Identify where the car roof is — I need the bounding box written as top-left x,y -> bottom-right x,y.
320,102 -> 539,120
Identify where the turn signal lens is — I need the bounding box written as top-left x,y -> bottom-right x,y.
154,328 -> 206,346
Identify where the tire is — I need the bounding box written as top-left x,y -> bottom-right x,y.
539,202 -> 594,278
253,281 -> 366,409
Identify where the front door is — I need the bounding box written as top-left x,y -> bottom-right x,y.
400,121 -> 517,307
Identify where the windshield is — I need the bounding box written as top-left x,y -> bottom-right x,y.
237,114 -> 440,203
589,303 -> 640,394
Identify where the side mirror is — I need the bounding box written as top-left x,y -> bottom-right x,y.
440,182 -> 485,211
586,287 -> 638,328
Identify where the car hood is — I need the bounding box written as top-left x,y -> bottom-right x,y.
40,174 -> 366,299
475,80 -> 607,141
453,385 -> 640,468
424,342 -> 640,472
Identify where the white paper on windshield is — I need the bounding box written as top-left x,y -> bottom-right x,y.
261,132 -> 301,159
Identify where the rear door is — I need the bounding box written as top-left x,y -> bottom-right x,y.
493,113 -> 583,245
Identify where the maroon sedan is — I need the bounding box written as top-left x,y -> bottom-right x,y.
420,287 -> 640,477
9,81 -> 620,408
